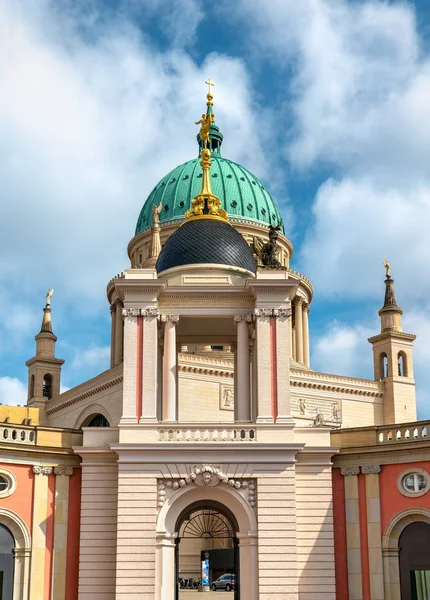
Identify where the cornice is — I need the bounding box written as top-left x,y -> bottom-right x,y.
46,364 -> 123,415
368,331 -> 416,343
291,368 -> 384,398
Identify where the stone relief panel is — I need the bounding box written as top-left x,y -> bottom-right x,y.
292,397 -> 342,424
158,464 -> 256,512
220,385 -> 234,411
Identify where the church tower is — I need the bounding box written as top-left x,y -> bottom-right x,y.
26,291 -> 64,424
368,263 -> 416,424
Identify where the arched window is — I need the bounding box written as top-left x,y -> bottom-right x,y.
29,375 -> 35,399
87,414 -> 110,428
380,353 -> 389,378
0,524 -> 15,599
42,374 -> 52,399
398,351 -> 408,377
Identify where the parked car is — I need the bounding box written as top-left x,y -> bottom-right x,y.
211,574 -> 235,591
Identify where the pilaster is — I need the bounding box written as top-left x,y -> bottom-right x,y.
51,467 -> 73,600
341,467 -> 362,600
29,465 -> 53,600
362,465 -> 384,600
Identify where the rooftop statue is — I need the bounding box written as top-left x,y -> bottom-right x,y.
45,289 -> 54,307
253,225 -> 282,269
195,113 -> 214,150
383,258 -> 391,279
152,201 -> 162,226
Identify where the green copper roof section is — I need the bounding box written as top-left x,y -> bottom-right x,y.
135,154 -> 284,235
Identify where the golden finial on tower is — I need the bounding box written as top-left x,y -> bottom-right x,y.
205,78 -> 215,106
185,80 -> 228,223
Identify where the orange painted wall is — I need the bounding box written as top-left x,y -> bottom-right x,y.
65,469 -> 81,600
332,469 -> 349,600
380,461 -> 430,534
0,462 -> 34,533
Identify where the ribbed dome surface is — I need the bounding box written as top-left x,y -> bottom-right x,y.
156,219 -> 257,275
135,154 -> 284,235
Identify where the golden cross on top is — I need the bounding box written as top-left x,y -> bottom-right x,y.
205,78 -> 215,95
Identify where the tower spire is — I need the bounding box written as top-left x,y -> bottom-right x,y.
379,260 -> 403,333
186,81 -> 228,223
40,289 -> 54,333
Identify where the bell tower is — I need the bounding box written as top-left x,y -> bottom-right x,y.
368,263 -> 416,424
26,291 -> 64,424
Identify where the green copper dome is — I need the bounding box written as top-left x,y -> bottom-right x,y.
135,109 -> 284,236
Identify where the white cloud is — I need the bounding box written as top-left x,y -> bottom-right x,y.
313,311 -> 430,420
71,345 -> 110,370
0,0 -> 271,315
0,377 -> 27,407
312,320 -> 374,379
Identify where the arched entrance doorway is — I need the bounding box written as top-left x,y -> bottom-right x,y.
176,501 -> 239,599
0,525 -> 14,600
400,522 -> 430,600
156,481 -> 258,600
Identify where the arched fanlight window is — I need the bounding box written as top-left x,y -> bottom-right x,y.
87,414 -> 110,428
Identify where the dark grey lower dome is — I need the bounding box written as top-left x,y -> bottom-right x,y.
156,219 -> 256,275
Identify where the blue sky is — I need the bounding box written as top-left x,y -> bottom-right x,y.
2,0 -> 430,419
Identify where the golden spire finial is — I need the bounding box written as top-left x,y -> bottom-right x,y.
205,78 -> 215,106
185,80 -> 228,223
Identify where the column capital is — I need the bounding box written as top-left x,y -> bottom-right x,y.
160,314 -> 179,323
32,465 -> 52,475
304,304 -> 310,315
122,307 -> 160,319
234,314 -> 254,323
254,308 -> 291,318
294,296 -> 304,306
340,466 -> 360,476
361,465 -> 381,474
53,466 -> 73,476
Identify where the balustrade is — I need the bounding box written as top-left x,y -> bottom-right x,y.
158,426 -> 256,442
1,425 -> 36,445
376,422 -> 429,444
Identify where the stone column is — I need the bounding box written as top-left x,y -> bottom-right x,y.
303,305 -> 310,368
141,307 -> 160,422
292,325 -> 296,361
114,300 -> 123,366
362,465 -> 384,600
162,315 -> 179,422
110,304 -> 116,368
121,310 -> 138,423
294,298 -> 304,364
274,308 -> 292,422
51,466 -> 73,600
341,467 -> 363,600
289,310 -> 294,359
29,465 -> 53,600
254,309 -> 273,423
234,315 -> 252,422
